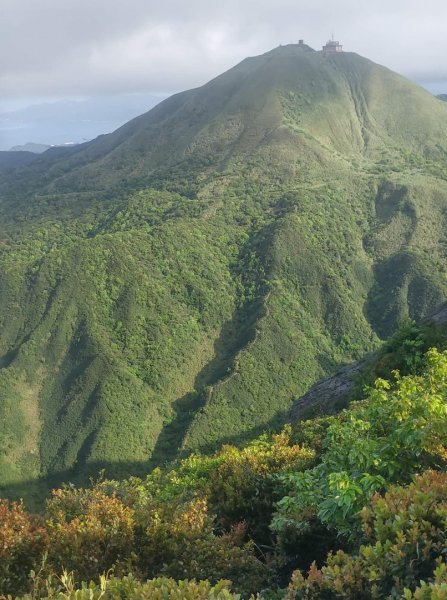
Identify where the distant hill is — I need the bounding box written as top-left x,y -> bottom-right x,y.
9,143 -> 51,154
2,44 -> 447,496
0,144 -> 77,172
9,142 -> 80,154
0,94 -> 166,150
437,94 -> 447,101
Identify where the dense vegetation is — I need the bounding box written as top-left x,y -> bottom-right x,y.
0,150 -> 38,171
1,44 -> 447,501
2,331 -> 447,598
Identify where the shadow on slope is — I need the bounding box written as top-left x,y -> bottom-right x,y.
365,251 -> 446,338
0,414 -> 286,512
149,297 -> 267,467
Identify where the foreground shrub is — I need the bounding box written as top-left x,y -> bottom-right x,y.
403,562 -> 447,599
135,497 -> 268,596
102,426 -> 315,551
273,349 -> 447,542
0,499 -> 47,596
206,429 -> 315,542
285,471 -> 447,599
45,487 -> 135,582
20,572 -> 242,599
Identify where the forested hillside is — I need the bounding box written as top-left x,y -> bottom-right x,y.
2,319 -> 447,598
1,44 -> 447,496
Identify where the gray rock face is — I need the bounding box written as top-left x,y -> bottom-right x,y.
426,301 -> 447,325
288,359 -> 367,422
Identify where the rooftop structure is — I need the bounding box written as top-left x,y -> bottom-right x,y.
322,38 -> 343,53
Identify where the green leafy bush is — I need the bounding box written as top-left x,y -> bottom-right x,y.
22,572 -> 242,599
273,349 -> 447,540
285,470 -> 447,599
403,562 -> 447,599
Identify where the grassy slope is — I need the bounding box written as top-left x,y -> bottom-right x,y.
1,45 -> 447,495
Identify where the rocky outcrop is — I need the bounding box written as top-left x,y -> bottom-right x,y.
288,358 -> 368,422
426,301 -> 447,325
289,301 -> 447,422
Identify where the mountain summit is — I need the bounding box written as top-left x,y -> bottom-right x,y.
1,46 -> 447,497
8,44 -> 447,196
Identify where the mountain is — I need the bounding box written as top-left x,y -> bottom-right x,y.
4,312 -> 447,597
9,143 -> 52,154
1,44 -> 447,497
437,93 -> 447,101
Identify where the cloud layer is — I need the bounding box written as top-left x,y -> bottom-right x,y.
2,0 -> 447,100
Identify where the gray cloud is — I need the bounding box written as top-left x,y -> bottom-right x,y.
2,0 -> 447,102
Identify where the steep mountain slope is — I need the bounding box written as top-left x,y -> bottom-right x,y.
1,44 -> 447,495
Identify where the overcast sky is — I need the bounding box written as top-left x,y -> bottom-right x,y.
2,0 -> 447,109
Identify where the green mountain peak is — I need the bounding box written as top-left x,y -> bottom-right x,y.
1,46 -> 447,500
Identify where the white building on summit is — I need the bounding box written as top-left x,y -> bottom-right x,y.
322,38 -> 343,53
